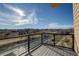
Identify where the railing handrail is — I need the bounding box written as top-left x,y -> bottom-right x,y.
0,32 -> 74,40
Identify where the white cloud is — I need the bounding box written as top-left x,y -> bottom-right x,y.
0,22 -> 9,25
0,12 -> 19,20
27,10 -> 38,24
11,10 -> 38,25
1,4 -> 39,26
46,23 -> 73,29
3,4 -> 25,16
12,19 -> 32,25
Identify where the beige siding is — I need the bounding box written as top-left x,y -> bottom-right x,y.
73,3 -> 79,55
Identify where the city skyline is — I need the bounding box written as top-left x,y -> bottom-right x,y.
0,3 -> 73,29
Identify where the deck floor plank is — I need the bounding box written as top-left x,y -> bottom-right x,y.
31,45 -> 77,56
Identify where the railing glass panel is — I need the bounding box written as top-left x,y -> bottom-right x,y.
55,35 -> 73,49
43,33 -> 54,45
30,34 -> 41,51
0,36 -> 28,56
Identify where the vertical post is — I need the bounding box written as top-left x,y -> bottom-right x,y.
53,34 -> 55,46
28,35 -> 31,55
72,34 -> 74,51
41,33 -> 43,45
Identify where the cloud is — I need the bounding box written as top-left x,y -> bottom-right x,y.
0,12 -> 19,20
11,9 -> 38,25
46,23 -> 73,29
0,4 -> 39,26
12,19 -> 32,25
0,22 -> 9,25
27,10 -> 38,24
0,12 -> 19,25
3,4 -> 25,16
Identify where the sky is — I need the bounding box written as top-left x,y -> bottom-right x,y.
0,3 -> 73,29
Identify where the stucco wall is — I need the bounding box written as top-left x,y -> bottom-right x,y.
73,3 -> 79,55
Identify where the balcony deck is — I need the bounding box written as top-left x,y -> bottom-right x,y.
1,45 -> 77,56
31,45 -> 77,56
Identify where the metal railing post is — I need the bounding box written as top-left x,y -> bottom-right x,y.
28,35 -> 31,55
41,33 -> 43,45
72,34 -> 74,51
53,34 -> 55,46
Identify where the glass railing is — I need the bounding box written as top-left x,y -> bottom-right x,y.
55,34 -> 73,48
0,32 -> 74,56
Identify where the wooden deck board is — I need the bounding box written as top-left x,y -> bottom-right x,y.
31,45 -> 77,56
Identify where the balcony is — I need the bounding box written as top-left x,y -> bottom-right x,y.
0,32 -> 77,56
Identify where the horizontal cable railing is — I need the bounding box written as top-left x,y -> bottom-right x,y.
0,32 -> 74,56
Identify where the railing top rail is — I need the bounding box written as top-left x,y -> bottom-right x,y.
0,32 -> 74,40
53,33 -> 73,35
42,32 -> 74,35
0,32 -> 42,40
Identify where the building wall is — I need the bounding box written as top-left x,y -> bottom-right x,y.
73,3 -> 79,55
